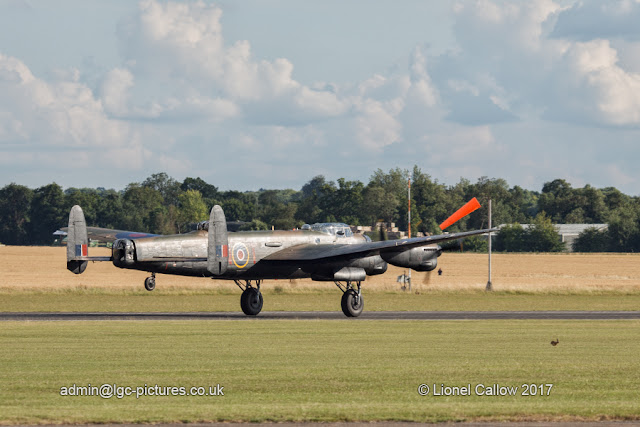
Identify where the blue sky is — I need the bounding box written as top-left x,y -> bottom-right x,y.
1,0 -> 640,194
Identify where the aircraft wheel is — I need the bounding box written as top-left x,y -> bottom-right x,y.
240,287 -> 263,316
341,289 -> 363,317
144,276 -> 156,291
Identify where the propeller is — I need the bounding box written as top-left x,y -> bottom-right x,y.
418,198 -> 482,284
422,270 -> 432,284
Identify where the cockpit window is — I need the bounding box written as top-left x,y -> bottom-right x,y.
310,223 -> 353,237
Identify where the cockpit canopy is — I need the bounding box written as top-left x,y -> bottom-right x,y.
303,223 -> 353,237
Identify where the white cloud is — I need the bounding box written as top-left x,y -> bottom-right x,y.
544,39 -> 640,125
0,52 -> 187,177
115,0 -> 350,126
352,98 -> 404,151
100,67 -> 134,116
0,53 -> 130,148
3,0 -> 640,195
429,1 -> 640,129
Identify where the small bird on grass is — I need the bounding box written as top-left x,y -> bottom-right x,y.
551,338 -> 559,346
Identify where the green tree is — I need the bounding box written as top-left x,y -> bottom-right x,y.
410,166 -> 449,234
607,210 -> 640,252
301,175 -> 330,199
464,176 -> 513,230
494,223 -> 527,252
527,213 -> 565,252
369,167 -> 409,197
462,235 -> 488,252
328,178 -> 364,225
142,172 -> 182,207
579,185 -> 608,223
538,180 -> 608,224
509,185 -> 538,222
29,183 -> 66,244
258,190 -> 300,229
121,184 -> 165,232
0,183 -> 33,245
177,190 -> 208,232
602,187 -> 630,212
367,168 -> 410,227
64,188 -> 101,226
572,228 -> 610,252
362,186 -> 398,225
222,198 -> 253,222
94,189 -> 125,229
538,179 -> 574,222
494,215 -> 563,252
270,204 -> 300,230
181,177 -> 218,200
297,176 -> 329,223
238,219 -> 269,231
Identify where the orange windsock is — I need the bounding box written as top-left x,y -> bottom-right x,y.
439,197 -> 482,230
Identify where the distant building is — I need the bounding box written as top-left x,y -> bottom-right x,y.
498,223 -> 608,252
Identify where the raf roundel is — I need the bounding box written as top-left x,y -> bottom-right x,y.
232,243 -> 250,268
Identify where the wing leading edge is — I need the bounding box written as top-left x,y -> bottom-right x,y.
262,228 -> 498,262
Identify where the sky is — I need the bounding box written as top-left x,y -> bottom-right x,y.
1,0 -> 640,194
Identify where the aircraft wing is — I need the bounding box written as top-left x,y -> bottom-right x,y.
262,228 -> 498,261
59,227 -> 158,243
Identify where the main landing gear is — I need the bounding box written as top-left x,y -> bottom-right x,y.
235,280 -> 263,316
144,273 -> 156,291
335,281 -> 363,317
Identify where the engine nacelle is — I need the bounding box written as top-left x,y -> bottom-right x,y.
381,246 -> 441,272
308,255 -> 387,281
112,239 -> 136,267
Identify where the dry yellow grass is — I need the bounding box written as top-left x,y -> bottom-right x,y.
1,246 -> 640,293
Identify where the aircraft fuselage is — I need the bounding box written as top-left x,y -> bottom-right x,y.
113,229 -> 387,281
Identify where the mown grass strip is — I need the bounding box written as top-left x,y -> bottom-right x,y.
0,319 -> 639,423
1,291 -> 640,313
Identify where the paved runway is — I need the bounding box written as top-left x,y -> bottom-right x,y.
2,310 -> 640,321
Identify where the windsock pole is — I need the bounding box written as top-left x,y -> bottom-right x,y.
407,178 -> 412,291
486,199 -> 493,291
408,179 -> 411,239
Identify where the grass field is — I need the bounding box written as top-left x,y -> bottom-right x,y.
3,246 -> 640,294
2,246 -> 640,313
1,319 -> 639,424
2,246 -> 639,423
3,291 -> 640,313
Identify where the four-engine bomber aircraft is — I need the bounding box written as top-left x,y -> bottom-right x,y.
65,201 -> 493,317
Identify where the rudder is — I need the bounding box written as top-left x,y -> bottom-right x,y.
207,205 -> 228,275
66,205 -> 89,274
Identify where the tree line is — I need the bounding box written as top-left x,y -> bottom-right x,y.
1,168 -> 638,251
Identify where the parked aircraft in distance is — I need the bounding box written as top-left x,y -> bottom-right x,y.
65,200 -> 493,317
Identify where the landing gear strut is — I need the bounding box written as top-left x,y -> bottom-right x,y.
235,280 -> 263,316
144,273 -> 156,291
335,281 -> 363,317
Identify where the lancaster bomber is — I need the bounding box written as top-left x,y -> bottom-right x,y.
65,200 -> 493,317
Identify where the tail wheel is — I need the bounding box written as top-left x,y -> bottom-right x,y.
341,289 -> 364,317
240,287 -> 263,316
144,276 -> 156,291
